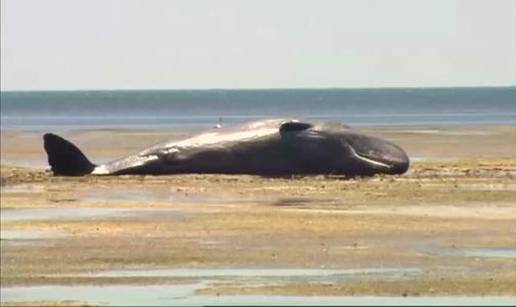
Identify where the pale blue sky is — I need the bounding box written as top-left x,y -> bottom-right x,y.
1,0 -> 515,90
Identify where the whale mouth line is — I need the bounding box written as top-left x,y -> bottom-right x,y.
348,146 -> 393,169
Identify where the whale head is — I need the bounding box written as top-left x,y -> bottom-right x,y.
280,121 -> 410,176
338,131 -> 410,176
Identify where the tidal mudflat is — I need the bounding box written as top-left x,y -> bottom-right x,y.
1,126 -> 515,306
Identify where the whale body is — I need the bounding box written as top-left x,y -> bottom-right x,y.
43,119 -> 409,177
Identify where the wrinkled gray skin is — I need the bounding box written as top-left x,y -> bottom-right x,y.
92,119 -> 409,177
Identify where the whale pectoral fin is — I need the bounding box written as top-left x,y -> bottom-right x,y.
279,121 -> 313,135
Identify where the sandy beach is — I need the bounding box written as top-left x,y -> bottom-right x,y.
1,125 -> 516,306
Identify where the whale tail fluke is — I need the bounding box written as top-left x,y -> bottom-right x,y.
43,133 -> 96,176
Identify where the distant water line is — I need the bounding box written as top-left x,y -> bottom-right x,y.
2,87 -> 515,131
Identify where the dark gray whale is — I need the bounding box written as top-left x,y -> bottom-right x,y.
43,119 -> 409,177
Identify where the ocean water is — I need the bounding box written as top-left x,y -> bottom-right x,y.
1,87 -> 515,131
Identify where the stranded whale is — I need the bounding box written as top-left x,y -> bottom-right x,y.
43,119 -> 409,177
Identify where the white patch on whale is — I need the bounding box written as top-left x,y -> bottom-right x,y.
93,155 -> 158,175
92,165 -> 110,175
167,127 -> 279,150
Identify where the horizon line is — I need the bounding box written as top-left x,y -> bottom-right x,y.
2,84 -> 516,93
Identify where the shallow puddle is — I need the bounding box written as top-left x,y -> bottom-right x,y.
81,191 -> 214,202
461,247 -> 516,259
1,285 -> 515,306
427,246 -> 516,259
0,207 -> 179,222
0,229 -> 67,241
81,189 -> 266,205
0,284 -> 204,306
89,267 -> 423,281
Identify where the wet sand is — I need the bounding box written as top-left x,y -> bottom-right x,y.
1,126 -> 516,306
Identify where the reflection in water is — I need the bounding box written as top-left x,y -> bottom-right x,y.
2,285 -> 515,306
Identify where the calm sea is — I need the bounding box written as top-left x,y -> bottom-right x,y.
1,87 -> 515,131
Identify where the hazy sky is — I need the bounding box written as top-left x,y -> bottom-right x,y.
1,0 -> 515,90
